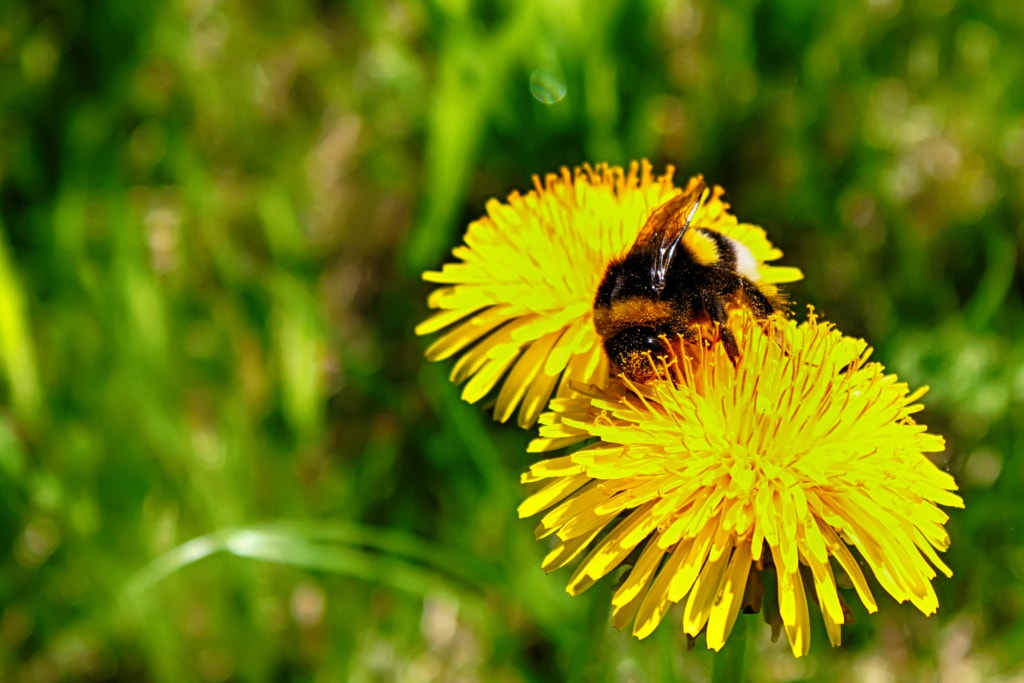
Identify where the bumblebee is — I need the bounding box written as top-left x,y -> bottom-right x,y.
593,177 -> 782,379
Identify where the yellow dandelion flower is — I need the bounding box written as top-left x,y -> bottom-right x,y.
518,310 -> 963,657
416,161 -> 803,428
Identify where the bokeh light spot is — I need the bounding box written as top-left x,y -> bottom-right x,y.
964,447 -> 1002,487
529,68 -> 566,104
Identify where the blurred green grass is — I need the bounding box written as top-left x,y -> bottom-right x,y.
0,0 -> 1022,680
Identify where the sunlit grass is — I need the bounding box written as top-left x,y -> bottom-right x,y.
0,0 -> 1020,680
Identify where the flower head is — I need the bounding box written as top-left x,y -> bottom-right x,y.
519,310 -> 963,657
417,161 -> 802,428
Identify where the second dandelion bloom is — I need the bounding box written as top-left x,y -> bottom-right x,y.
520,310 -> 963,657
416,161 -> 802,428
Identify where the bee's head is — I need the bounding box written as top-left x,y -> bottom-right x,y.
603,325 -> 675,381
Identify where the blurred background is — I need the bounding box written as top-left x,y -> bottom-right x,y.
0,0 -> 1021,681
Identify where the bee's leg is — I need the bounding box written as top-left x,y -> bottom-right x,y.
719,327 -> 740,364
704,295 -> 740,363
740,278 -> 774,318
739,277 -> 793,357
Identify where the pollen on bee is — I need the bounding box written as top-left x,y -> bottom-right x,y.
618,350 -> 657,382
593,297 -> 676,339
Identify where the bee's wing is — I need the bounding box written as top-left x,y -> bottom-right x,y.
631,177 -> 708,293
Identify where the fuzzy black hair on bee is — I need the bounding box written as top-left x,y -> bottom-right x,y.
592,178 -> 781,379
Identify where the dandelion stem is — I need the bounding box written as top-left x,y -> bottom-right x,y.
711,614 -> 749,683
